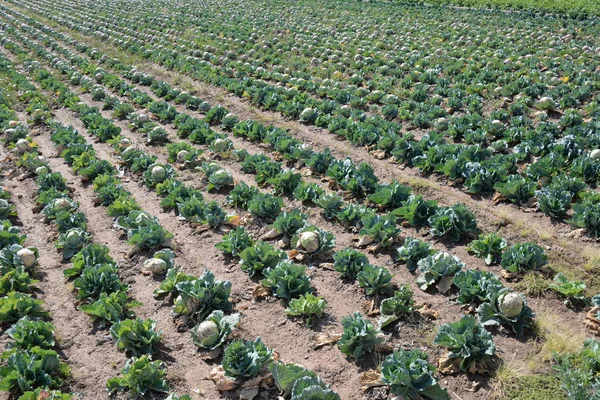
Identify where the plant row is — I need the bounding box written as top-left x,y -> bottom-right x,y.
7,0 -> 600,235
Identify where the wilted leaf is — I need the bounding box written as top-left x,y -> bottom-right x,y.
360,369 -> 383,391
585,307 -> 600,335
415,303 -> 439,319
252,285 -> 270,299
357,235 -> 374,246
313,331 -> 341,349
210,365 -> 239,391
261,228 -> 280,240
240,375 -> 264,400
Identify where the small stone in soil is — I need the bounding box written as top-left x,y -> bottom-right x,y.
171,342 -> 184,351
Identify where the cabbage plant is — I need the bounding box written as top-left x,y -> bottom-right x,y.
477,290 -> 534,336
500,242 -> 547,273
337,312 -> 383,361
381,349 -> 448,400
191,310 -> 240,350
222,337 -> 272,379
269,362 -> 340,400
416,252 -> 464,293
434,315 -> 495,373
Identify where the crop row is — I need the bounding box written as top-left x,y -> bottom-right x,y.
0,40 -> 352,398
2,2 -> 600,399
0,7 -> 557,393
6,0 -> 600,235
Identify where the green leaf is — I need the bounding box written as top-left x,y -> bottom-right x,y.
381,349 -> 449,400
466,233 -> 507,266
106,355 -> 169,397
416,252 -> 464,293
261,261 -> 312,300
222,338 -> 273,379
434,315 -> 495,372
110,318 -> 162,356
500,243 -> 547,273
338,312 -> 383,361
286,294 -> 327,326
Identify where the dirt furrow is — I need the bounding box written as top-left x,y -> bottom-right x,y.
0,129 -> 126,398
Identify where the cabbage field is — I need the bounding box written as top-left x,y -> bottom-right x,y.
0,0 -> 599,399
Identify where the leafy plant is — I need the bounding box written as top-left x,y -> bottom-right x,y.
54,212 -> 87,234
267,169 -> 302,195
549,273 -> 586,306
494,175 -> 536,205
416,252 -> 464,293
500,242 -> 547,273
392,195 -> 438,227
368,181 -> 412,210
172,270 -> 232,323
357,264 -> 393,296
428,204 -> 478,242
215,227 -> 254,257
143,163 -> 174,188
338,312 -> 383,361
293,182 -> 324,204
56,228 -> 91,260
553,339 -> 600,400
248,193 -> 283,222
114,210 -> 173,250
536,187 -> 572,219
434,315 -> 495,373
201,163 -> 234,191
239,241 -> 286,277
315,193 -> 344,220
453,269 -> 504,305
65,244 -> 114,278
0,199 -> 17,220
379,284 -> 415,328
359,213 -> 401,247
569,196 -> 600,238
272,210 -> 308,239
222,338 -> 273,379
396,237 -> 433,272
286,293 -> 327,326
5,317 -> 55,351
381,349 -> 448,400
80,291 -> 140,327
291,225 -> 335,257
0,222 -> 26,249
333,248 -> 369,280
269,362 -> 340,400
153,268 -> 195,299
466,233 -> 507,265
191,310 -> 240,351
477,290 -> 534,336
43,197 -> 78,221
261,261 -> 312,299
0,292 -> 48,324
110,318 -> 162,356
336,204 -> 373,229
106,355 -> 169,397
0,347 -> 69,394
73,264 -> 125,302
226,182 -> 259,209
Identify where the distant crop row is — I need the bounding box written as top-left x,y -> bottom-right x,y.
404,0 -> 600,18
